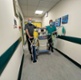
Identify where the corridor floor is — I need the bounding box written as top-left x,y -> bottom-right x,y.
21,45 -> 81,80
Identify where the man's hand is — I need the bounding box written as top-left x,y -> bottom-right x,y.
26,29 -> 33,39
53,31 -> 57,35
29,36 -> 33,39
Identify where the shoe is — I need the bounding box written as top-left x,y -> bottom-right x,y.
33,60 -> 37,63
51,49 -> 54,52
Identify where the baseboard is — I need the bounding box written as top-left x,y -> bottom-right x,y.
18,54 -> 24,80
54,48 -> 81,68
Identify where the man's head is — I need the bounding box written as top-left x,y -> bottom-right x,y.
49,19 -> 53,26
28,18 -> 32,24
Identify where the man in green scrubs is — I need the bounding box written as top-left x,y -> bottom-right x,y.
46,19 -> 56,52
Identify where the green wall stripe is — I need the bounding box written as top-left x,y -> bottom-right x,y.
57,35 -> 81,44
0,37 -> 22,75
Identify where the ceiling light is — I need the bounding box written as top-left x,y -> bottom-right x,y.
35,10 -> 43,14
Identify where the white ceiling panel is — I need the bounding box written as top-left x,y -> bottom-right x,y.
28,0 -> 40,2
18,0 -> 28,5
28,0 -> 39,5
20,5 -> 27,10
18,0 -> 61,18
39,0 -> 53,2
27,5 -> 37,8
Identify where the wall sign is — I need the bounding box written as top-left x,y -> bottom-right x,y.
62,15 -> 69,24
14,19 -> 17,28
53,21 -> 56,26
55,18 -> 61,27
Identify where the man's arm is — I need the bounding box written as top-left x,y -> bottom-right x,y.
46,26 -> 48,35
32,24 -> 37,28
53,26 -> 57,35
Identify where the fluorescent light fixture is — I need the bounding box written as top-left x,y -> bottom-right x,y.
35,10 -> 43,14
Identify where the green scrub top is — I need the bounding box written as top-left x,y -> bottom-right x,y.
46,25 -> 56,35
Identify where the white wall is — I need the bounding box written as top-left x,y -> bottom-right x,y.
42,0 -> 81,64
0,0 -> 24,79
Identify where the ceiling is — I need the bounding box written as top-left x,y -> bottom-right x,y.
18,0 -> 61,18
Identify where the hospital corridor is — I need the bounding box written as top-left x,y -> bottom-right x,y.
0,0 -> 81,80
